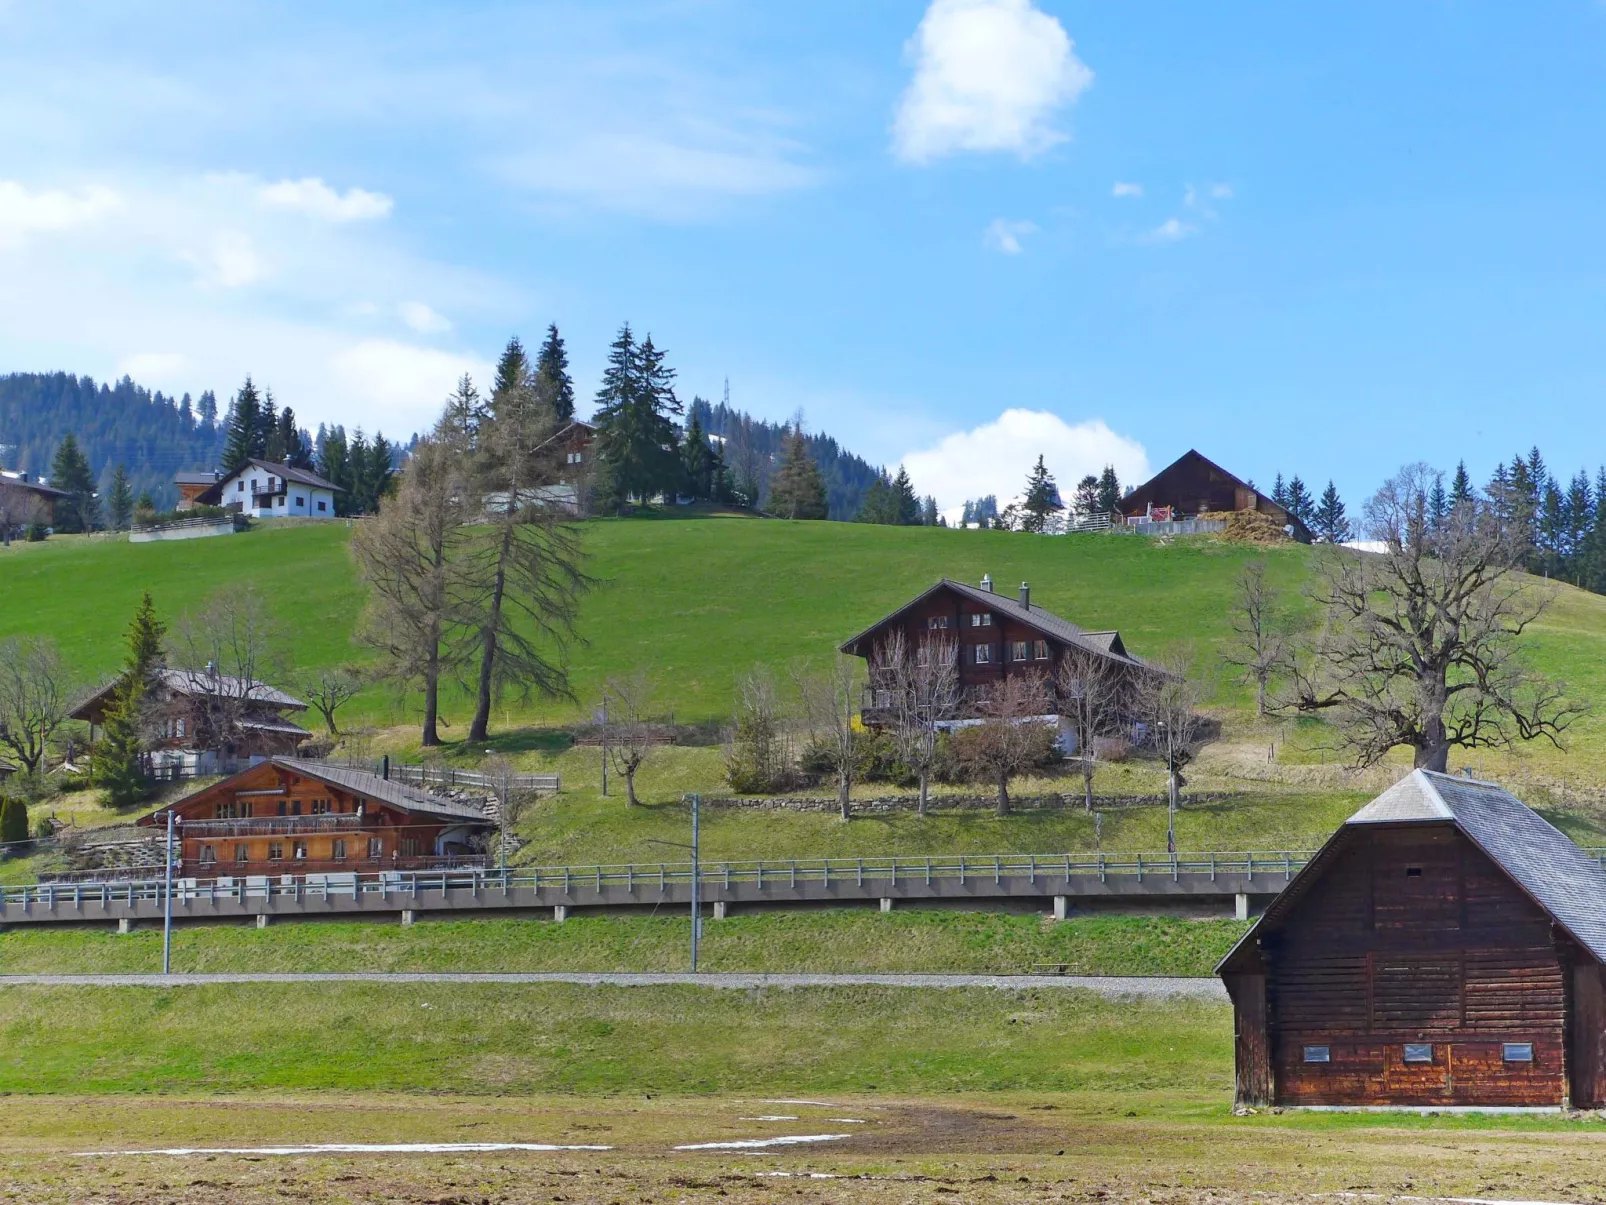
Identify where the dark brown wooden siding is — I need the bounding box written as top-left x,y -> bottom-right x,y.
1261,825 -> 1573,1107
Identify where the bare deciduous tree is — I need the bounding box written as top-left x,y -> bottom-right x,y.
725,666 -> 792,793
1057,644 -> 1124,812
298,664 -> 369,736
955,671 -> 1055,817
603,672 -> 657,806
1280,463 -> 1586,771
874,629 -> 959,815
1223,559 -> 1288,717
794,654 -> 861,820
0,636 -> 74,775
1137,649 -> 1205,853
482,755 -> 535,868
351,434 -> 468,746
171,586 -> 289,757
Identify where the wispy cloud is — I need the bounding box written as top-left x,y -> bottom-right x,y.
259,177 -> 393,222
398,301 -> 452,334
1111,181 -> 1143,198
893,0 -> 1093,164
1143,217 -> 1196,244
0,181 -> 121,247
983,217 -> 1038,254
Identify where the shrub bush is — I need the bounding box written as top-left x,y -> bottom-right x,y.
0,796 -> 28,847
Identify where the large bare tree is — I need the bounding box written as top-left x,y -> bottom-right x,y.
1137,649 -> 1205,853
297,664 -> 369,737
1281,463 -> 1585,772
874,629 -> 959,815
794,654 -> 861,820
602,672 -> 657,806
1056,643 -> 1125,812
1222,559 -> 1289,717
725,666 -> 792,793
482,755 -> 535,868
0,636 -> 74,775
170,586 -> 288,756
351,434 -> 467,746
955,671 -> 1056,817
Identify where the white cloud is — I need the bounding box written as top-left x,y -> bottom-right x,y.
330,340 -> 493,435
116,352 -> 188,383
1208,183 -> 1234,200
892,0 -> 1093,164
259,177 -> 393,222
398,301 -> 452,334
901,409 -> 1150,513
1144,217 -> 1195,244
196,230 -> 266,288
983,217 -> 1037,255
0,181 -> 121,247
1111,181 -> 1143,198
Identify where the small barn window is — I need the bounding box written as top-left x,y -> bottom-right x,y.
1503,1043 -> 1534,1063
267,842 -> 284,861
292,841 -> 308,860
1012,641 -> 1029,661
1405,866 -> 1423,878
974,645 -> 992,665
1403,1043 -> 1434,1064
317,500 -> 327,512
926,616 -> 950,630
367,838 -> 384,859
1034,640 -> 1049,660
1302,1045 -> 1330,1063
331,839 -> 347,861
970,613 -> 992,627
199,844 -> 216,864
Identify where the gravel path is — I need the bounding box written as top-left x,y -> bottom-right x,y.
0,971 -> 1227,997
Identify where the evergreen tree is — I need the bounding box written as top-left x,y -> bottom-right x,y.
1427,475 -> 1448,530
92,591 -> 165,809
197,389 -> 218,431
1271,473 -> 1288,509
767,428 -> 828,519
1284,475 -> 1316,525
222,376 -> 263,472
277,407 -> 313,469
318,426 -> 352,514
178,393 -> 194,428
536,324 -> 576,424
855,473 -> 896,524
680,409 -> 717,500
260,389 -> 282,461
49,433 -> 98,533
491,336 -> 530,405
1095,465 -> 1122,514
1072,474 -> 1100,516
1450,460 -> 1474,508
891,466 -> 921,525
106,464 -> 134,531
1019,456 -> 1063,532
920,496 -> 940,526
440,375 -> 484,450
1313,480 -> 1353,544
0,797 -> 26,846
592,325 -> 684,507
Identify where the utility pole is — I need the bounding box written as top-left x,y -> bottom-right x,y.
600,695 -> 608,798
690,792 -> 701,973
162,810 -> 177,975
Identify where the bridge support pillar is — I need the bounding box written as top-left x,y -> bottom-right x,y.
553,905 -> 568,923
401,909 -> 416,927
712,901 -> 728,921
116,917 -> 133,934
879,897 -> 894,913
255,913 -> 270,929
1235,893 -> 1249,921
1053,896 -> 1068,921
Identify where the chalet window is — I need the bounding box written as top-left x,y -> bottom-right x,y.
276,495 -> 285,507
367,838 -> 384,859
310,799 -> 331,815
295,496 -> 304,507
400,837 -> 421,857
1405,866 -> 1423,878
332,839 -> 347,861
199,844 -> 217,864
317,500 -> 327,512
927,616 -> 950,630
291,801 -> 302,815
267,842 -> 284,861
292,841 -> 308,860
974,645 -> 992,665
1403,1043 -> 1434,1064
237,481 -> 244,493
233,844 -> 248,863
277,801 -> 287,816
175,717 -> 186,738
1302,1045 -> 1330,1064
969,613 -> 992,627
1012,641 -> 1030,661
1503,1043 -> 1534,1063
1034,641 -> 1049,660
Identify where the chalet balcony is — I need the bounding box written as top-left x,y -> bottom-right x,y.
859,684 -> 1060,728
183,854 -> 490,877
180,815 -> 367,838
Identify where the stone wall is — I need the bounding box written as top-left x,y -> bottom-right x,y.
702,792 -> 1233,814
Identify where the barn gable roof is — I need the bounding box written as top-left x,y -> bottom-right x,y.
838,577 -> 1149,670
1217,769 -> 1606,974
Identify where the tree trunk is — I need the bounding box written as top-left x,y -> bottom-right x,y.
421,666 -> 441,747
1416,708 -> 1450,771
996,771 -> 1010,817
917,771 -> 929,817
1081,753 -> 1095,812
838,767 -> 851,821
1255,677 -> 1266,717
469,526 -> 513,742
1167,767 -> 1179,853
625,769 -> 638,807
321,707 -> 340,737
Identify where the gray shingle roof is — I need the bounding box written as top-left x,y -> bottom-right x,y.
271,758 -> 491,824
1218,769 -> 1606,973
245,459 -> 342,492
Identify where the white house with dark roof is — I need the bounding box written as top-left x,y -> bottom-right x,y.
194,459 -> 341,519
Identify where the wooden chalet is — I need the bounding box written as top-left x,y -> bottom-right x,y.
0,471 -> 66,535
1219,770 -> 1606,1110
139,757 -> 494,875
1122,450 -> 1312,542
173,470 -> 221,511
839,575 -> 1154,728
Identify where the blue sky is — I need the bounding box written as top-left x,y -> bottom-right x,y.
3,1 -> 1605,512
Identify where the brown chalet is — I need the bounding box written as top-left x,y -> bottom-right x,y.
140,758 -> 494,875
839,575 -> 1153,730
1219,770 -> 1606,1111
1123,449 -> 1312,542
0,471 -> 67,537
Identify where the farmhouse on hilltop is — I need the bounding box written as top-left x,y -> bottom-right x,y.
1122,450 -> 1312,542
193,459 -> 341,519
139,758 -> 494,875
1219,770 -> 1606,1110
839,574 -> 1155,734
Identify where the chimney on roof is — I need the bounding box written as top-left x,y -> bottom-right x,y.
381,755 -> 390,781
980,573 -> 993,593
1019,581 -> 1030,609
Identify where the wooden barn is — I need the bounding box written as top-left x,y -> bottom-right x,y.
1218,770 -> 1606,1110
139,757 -> 495,875
1122,449 -> 1312,542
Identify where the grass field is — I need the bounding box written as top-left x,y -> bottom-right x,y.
0,912 -> 1251,976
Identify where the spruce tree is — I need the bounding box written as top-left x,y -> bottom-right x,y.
261,389 -> 284,461
855,473 -> 896,523
1428,475 -> 1448,530
93,591 -> 165,809
1072,474 -> 1100,517
1019,456 -> 1063,532
0,797 -> 27,846
592,325 -> 683,507
891,466 -> 921,525
107,465 -> 134,530
1313,480 -> 1353,544
49,433 -> 98,533
1271,473 -> 1288,509
537,324 -> 576,424
1284,475 -> 1316,525
681,410 -> 717,500
318,426 -> 351,512
197,389 -> 218,431
1095,465 -> 1122,514
1449,461 -> 1474,509
440,375 -> 485,450
222,377 -> 263,473
768,428 -> 828,519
